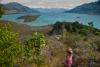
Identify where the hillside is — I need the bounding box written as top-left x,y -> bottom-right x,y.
50,21 -> 100,36
0,20 -> 100,67
2,2 -> 39,14
67,1 -> 100,15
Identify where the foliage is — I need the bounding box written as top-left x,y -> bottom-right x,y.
0,4 -> 4,18
79,29 -> 89,35
95,32 -> 100,35
88,22 -> 94,27
50,21 -> 100,36
88,22 -> 94,33
0,25 -> 21,67
24,32 -> 46,66
94,40 -> 100,51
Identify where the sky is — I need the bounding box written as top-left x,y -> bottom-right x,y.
1,0 -> 97,9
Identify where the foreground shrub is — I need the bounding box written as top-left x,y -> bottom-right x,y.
24,32 -> 46,67
0,26 -> 21,67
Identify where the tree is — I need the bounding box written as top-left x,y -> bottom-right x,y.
0,25 -> 21,67
88,22 -> 94,27
72,21 -> 80,33
0,4 -> 3,18
24,32 -> 46,67
61,22 -> 66,40
88,22 -> 94,33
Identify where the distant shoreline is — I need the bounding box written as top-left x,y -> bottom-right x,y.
3,12 -> 100,16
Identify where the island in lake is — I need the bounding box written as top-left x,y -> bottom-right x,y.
17,15 -> 39,22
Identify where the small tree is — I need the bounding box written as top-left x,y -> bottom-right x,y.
0,25 -> 21,67
72,21 -> 80,33
88,22 -> 94,27
0,4 -> 3,18
24,32 -> 46,67
88,22 -> 94,33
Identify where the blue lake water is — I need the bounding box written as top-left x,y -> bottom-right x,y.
1,12 -> 100,29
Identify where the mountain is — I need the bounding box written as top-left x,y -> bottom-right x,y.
33,8 -> 67,13
2,2 -> 39,14
67,1 -> 100,15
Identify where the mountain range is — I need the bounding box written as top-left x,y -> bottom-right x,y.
33,8 -> 67,13
2,0 -> 100,15
2,2 -> 39,14
67,0 -> 100,15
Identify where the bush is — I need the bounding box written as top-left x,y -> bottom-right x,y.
95,40 -> 100,51
24,32 -> 46,67
0,26 -> 21,67
79,29 -> 89,35
95,32 -> 100,35
0,4 -> 4,18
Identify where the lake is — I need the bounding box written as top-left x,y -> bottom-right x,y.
1,12 -> 100,29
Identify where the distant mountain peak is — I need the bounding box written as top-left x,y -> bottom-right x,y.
6,2 -> 21,5
66,1 -> 100,15
2,2 -> 39,14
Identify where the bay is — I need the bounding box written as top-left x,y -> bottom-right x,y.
1,12 -> 100,29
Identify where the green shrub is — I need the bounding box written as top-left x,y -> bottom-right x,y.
0,4 -> 4,18
24,32 -> 46,67
95,32 -> 100,35
0,26 -> 21,67
79,29 -> 89,35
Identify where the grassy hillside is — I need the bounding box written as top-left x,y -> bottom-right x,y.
0,20 -> 100,67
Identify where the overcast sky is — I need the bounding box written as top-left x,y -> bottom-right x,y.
1,0 -> 97,9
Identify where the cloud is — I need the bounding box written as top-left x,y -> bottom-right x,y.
1,0 -> 97,8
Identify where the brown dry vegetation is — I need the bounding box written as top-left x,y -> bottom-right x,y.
0,20 -> 100,67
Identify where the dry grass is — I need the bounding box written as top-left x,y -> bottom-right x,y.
0,20 -> 100,67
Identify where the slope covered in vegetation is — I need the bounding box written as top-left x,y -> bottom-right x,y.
0,20 -> 100,67
50,21 -> 100,36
